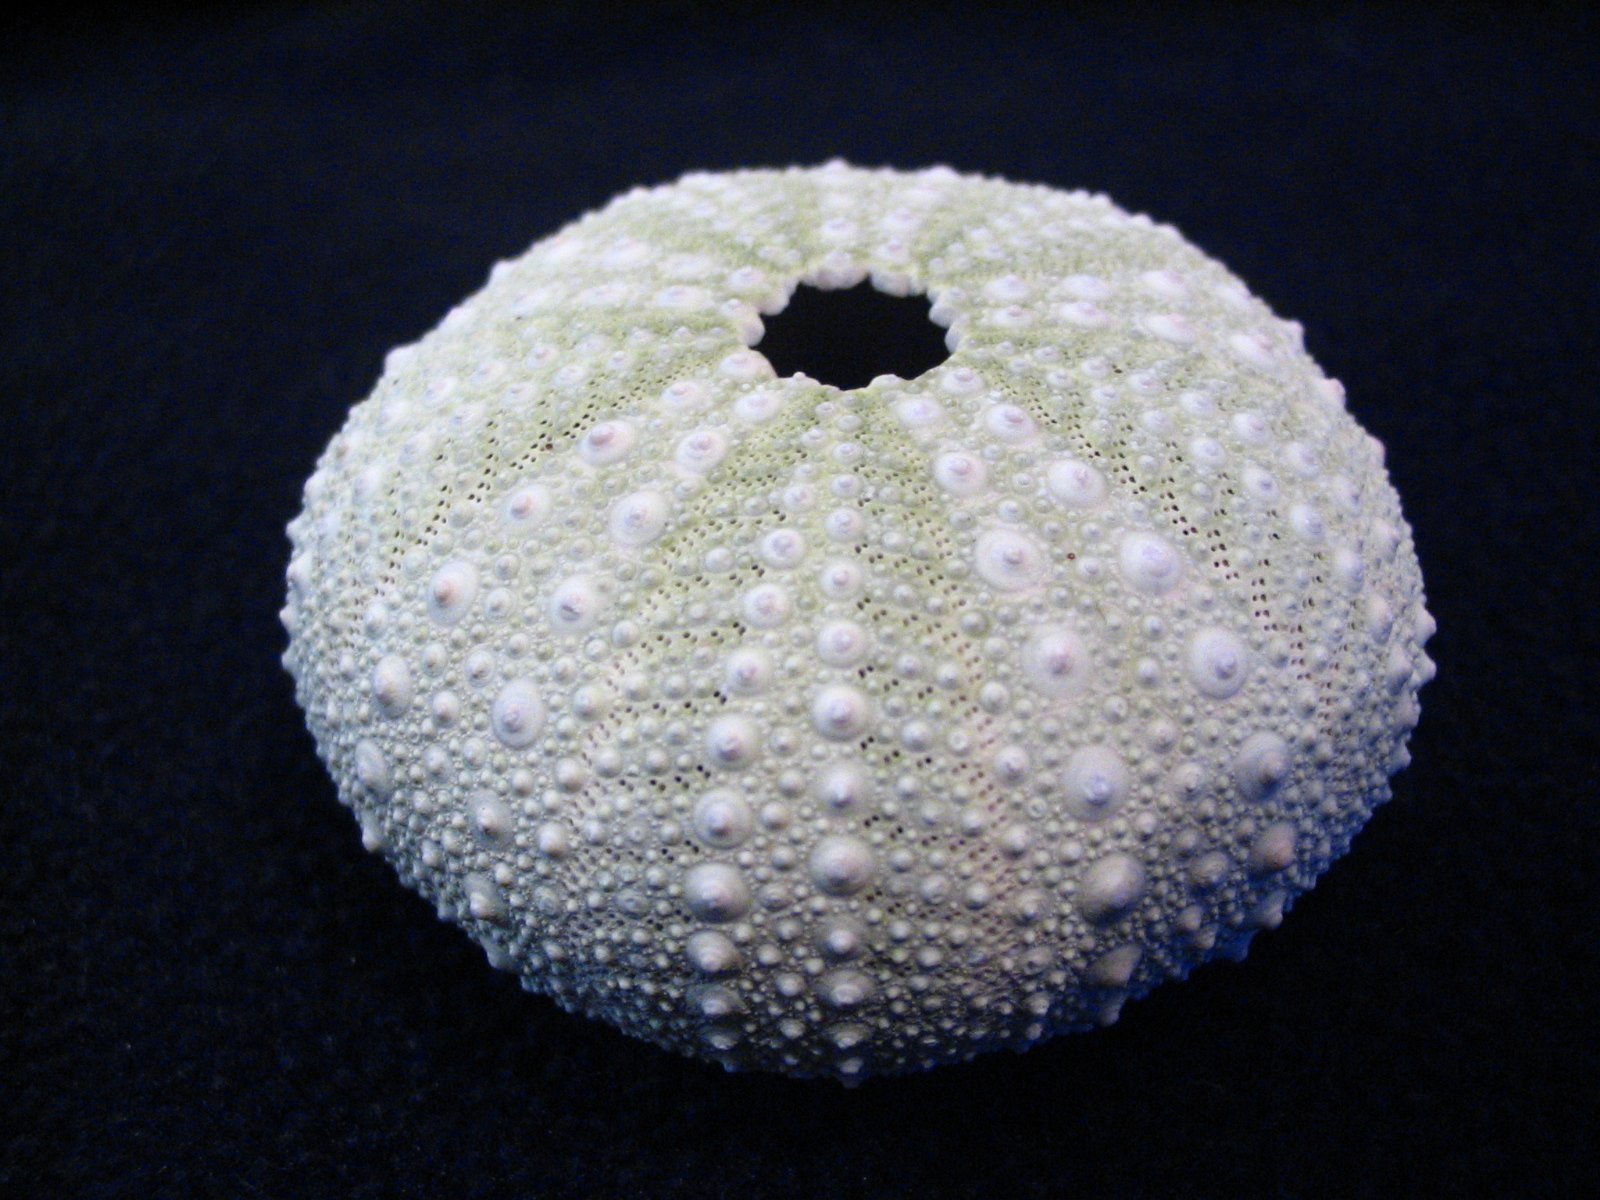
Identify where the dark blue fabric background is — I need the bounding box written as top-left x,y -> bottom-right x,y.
3,3 -> 1596,1196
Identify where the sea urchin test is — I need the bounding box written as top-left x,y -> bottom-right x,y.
282,163 -> 1434,1081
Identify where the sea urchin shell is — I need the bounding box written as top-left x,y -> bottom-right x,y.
282,162 -> 1434,1082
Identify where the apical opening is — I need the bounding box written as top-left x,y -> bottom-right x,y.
756,282 -> 950,391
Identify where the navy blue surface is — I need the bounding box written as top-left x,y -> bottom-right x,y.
3,3 -> 1597,1196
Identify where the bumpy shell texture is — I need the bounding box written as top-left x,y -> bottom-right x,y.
283,163 -> 1434,1082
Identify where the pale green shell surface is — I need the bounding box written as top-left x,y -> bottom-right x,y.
282,163 -> 1433,1081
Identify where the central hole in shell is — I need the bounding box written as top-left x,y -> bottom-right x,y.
756,282 -> 951,391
